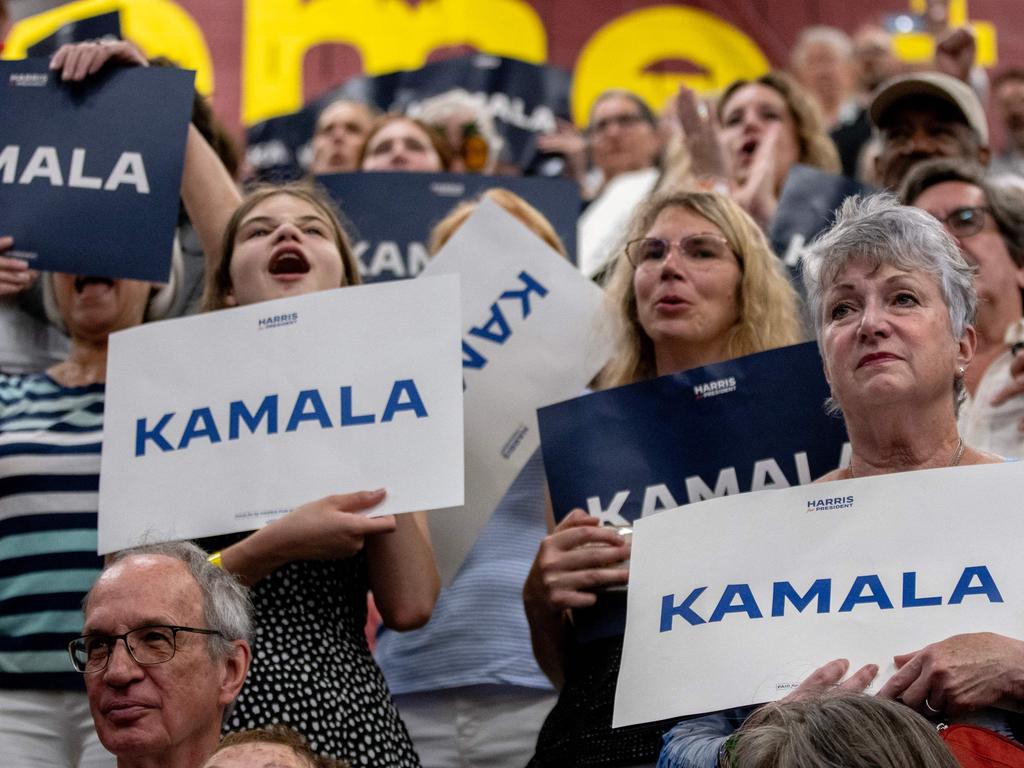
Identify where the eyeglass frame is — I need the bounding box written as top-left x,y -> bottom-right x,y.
936,205 -> 991,239
68,624 -> 223,674
624,233 -> 743,270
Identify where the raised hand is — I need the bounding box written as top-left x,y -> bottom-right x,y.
50,39 -> 148,82
878,632 -> 1024,717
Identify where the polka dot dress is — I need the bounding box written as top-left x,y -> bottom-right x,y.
224,552 -> 420,767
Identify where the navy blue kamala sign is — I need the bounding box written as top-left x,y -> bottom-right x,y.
539,342 -> 850,527
537,341 -> 850,641
0,58 -> 195,281
317,171 -> 580,282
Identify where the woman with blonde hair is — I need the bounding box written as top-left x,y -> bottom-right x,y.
524,191 -> 803,766
600,189 -> 805,388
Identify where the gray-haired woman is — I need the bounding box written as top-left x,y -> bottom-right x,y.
729,691 -> 959,768
808,194 -> 1023,725
659,193 -> 1023,768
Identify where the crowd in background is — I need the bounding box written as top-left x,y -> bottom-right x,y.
3,2 -> 1024,767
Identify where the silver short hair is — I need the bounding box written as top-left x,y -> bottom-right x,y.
732,691 -> 960,768
802,193 -> 977,414
85,541 -> 252,660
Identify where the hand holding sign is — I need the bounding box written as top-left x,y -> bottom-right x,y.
49,38 -> 147,81
0,56 -> 194,281
219,489 -> 396,585
523,509 -> 630,612
879,632 -> 1024,717
0,236 -> 38,296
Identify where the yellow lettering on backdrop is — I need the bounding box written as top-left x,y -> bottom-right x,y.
2,0 -> 212,95
572,6 -> 769,126
909,0 -> 968,25
244,0 -> 546,125
899,0 -> 996,66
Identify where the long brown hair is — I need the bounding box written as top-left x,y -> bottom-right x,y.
202,182 -> 361,311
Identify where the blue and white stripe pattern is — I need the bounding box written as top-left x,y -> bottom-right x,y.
0,374 -> 104,691
375,449 -> 554,694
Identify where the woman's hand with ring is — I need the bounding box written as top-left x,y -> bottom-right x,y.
878,632 -> 1024,716
523,508 -> 630,613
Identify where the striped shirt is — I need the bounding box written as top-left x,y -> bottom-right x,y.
0,373 -> 104,691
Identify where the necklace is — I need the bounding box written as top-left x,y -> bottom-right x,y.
848,437 -> 965,479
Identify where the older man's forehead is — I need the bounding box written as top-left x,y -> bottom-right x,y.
914,179 -> 987,213
85,554 -> 204,630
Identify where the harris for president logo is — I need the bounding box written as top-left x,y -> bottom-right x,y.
257,312 -> 298,330
693,377 -> 736,400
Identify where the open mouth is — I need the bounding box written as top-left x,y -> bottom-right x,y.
740,139 -> 758,160
656,296 -> 689,309
73,276 -> 115,293
268,251 -> 310,275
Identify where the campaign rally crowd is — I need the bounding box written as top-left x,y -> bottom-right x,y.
5,2 -> 1024,767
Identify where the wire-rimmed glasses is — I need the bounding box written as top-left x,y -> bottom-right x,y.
68,625 -> 222,673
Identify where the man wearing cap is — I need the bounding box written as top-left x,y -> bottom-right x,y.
870,70 -> 990,190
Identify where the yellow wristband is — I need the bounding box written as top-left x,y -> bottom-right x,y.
207,551 -> 223,569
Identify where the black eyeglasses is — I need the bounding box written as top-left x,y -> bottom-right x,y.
937,206 -> 990,238
624,234 -> 741,269
68,625 -> 222,673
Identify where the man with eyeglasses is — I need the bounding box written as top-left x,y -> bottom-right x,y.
900,157 -> 1024,458
575,89 -> 664,277
870,71 -> 990,191
70,542 -> 252,768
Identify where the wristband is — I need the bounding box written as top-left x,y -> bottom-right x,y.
207,550 -> 223,569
